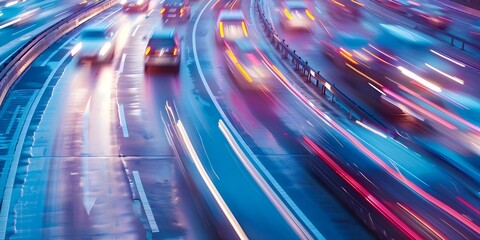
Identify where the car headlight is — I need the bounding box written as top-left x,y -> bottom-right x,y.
120,0 -> 126,4
137,0 -> 144,4
99,42 -> 112,56
71,42 -> 82,56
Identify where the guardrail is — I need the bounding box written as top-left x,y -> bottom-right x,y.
0,0 -> 119,106
254,0 -> 395,137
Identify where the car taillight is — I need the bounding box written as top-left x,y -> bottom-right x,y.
160,7 -> 165,14
219,21 -> 224,38
241,21 -> 248,37
173,47 -> 178,56
145,46 -> 151,55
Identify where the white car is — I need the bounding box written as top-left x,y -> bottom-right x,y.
75,23 -> 118,63
215,10 -> 249,44
280,1 -> 315,30
223,39 -> 271,88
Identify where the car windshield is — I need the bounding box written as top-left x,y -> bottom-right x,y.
150,38 -> 175,48
81,29 -> 106,39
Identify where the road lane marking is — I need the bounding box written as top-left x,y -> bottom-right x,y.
5,105 -> 20,135
119,54 -> 127,73
41,37 -> 76,67
117,103 -> 129,138
219,120 -> 323,240
174,120 -> 247,239
193,1 -> 319,239
0,49 -> 73,237
132,171 -> 159,233
131,25 -> 140,37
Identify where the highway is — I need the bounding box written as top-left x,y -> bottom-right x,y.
0,0 -> 478,239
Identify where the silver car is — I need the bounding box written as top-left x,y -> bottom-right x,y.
75,23 -> 118,64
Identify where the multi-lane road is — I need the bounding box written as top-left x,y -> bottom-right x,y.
0,0 -> 478,239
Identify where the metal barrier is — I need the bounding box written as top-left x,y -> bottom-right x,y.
255,0 -> 395,136
0,0 -> 119,105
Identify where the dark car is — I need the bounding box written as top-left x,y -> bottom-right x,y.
121,0 -> 150,12
144,28 -> 181,71
161,0 -> 191,23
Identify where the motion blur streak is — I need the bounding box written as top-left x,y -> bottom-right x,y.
362,48 -> 395,67
218,120 -> 317,240
424,63 -> 464,85
346,63 -> 383,86
397,203 -> 446,240
383,88 -> 457,130
397,85 -> 480,133
369,44 -> 397,61
457,197 -> 480,215
176,120 -> 248,240
397,66 -> 442,93
429,49 -> 466,67
355,120 -> 387,138
304,137 -> 421,239
272,63 -> 477,233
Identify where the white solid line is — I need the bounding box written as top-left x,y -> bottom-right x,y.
132,171 -> 159,233
219,120 -> 323,240
0,50 -> 72,238
175,120 -> 247,239
131,25 -> 140,37
5,106 -> 20,135
193,2 -> 320,239
119,54 -> 127,73
12,24 -> 36,36
41,36 -> 76,67
117,103 -> 129,138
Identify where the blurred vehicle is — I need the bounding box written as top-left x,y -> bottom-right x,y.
144,28 -> 181,71
76,22 -> 118,63
321,32 -> 373,68
161,0 -> 190,23
325,0 -> 363,19
280,1 -> 315,30
223,39 -> 271,88
374,0 -> 414,13
468,21 -> 480,40
121,0 -> 149,12
215,10 -> 248,44
409,3 -> 451,29
0,3 -> 38,29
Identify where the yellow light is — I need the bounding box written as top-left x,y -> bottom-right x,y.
160,7 -> 165,14
145,46 -> 151,56
332,0 -> 345,7
241,21 -> 248,37
236,63 -> 253,83
219,21 -> 224,38
226,49 -> 238,63
284,8 -> 293,20
339,48 -> 357,64
180,7 -> 184,14
305,10 -> 315,20
173,47 -> 178,56
352,0 -> 364,6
